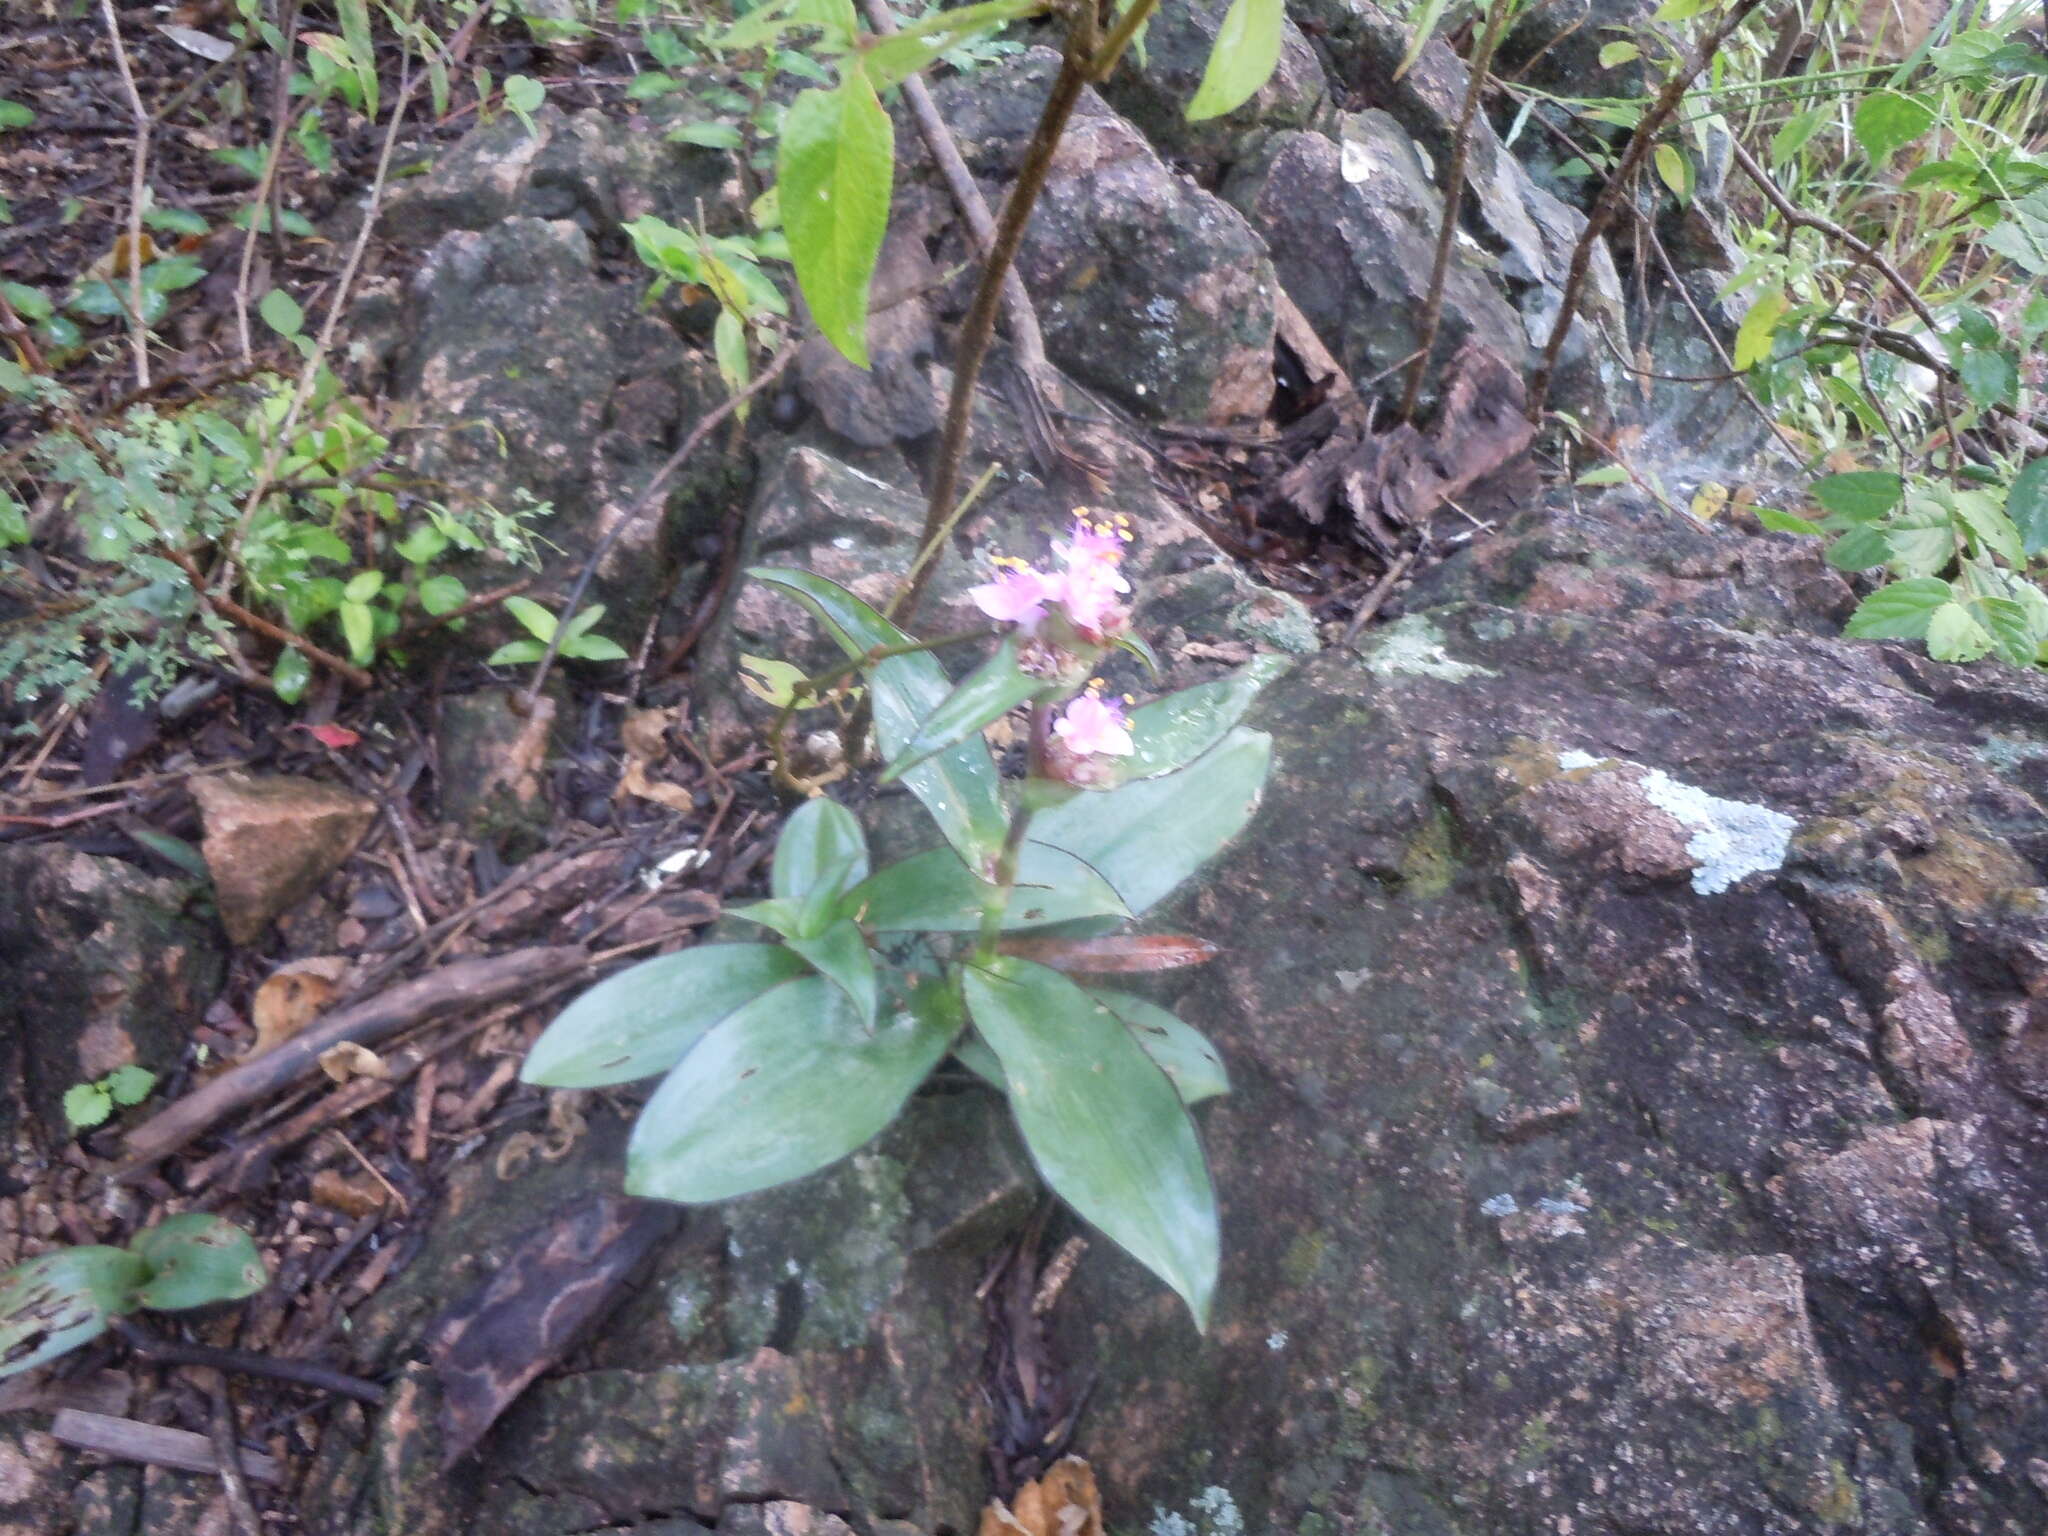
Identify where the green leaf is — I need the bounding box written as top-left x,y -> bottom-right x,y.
1575,463 -> 1627,487
1770,108 -> 1822,166
882,638 -> 1049,785
1732,286 -> 1786,371
0,281 -> 51,321
503,594 -> 558,641
0,100 -> 30,131
786,918 -> 878,1026
1844,577 -> 1951,640
1095,654 -> 1289,789
1598,40 -> 1640,67
859,0 -> 1044,88
1974,596 -> 2037,668
625,974 -> 955,1203
503,74 -> 546,114
848,843 -> 1130,932
1984,192 -> 2048,275
486,638 -> 545,666
0,1248 -> 149,1380
1926,601 -> 1994,663
748,569 -> 1007,866
778,71 -> 893,369
1753,506 -> 1821,536
1185,0 -> 1283,122
2008,457 -> 2048,556
1958,349 -> 2018,410
339,600 -> 375,664
1030,728 -> 1272,916
1653,142 -> 1691,201
417,574 -> 465,615
1826,526 -> 1893,571
273,648 -> 314,702
258,288 -> 303,338
714,307 -> 751,405
1953,491 -> 2023,565
103,1065 -> 156,1107
523,943 -> 808,1087
773,797 -> 870,936
1853,90 -> 1934,165
1812,470 -> 1903,522
963,958 -> 1218,1328
64,1083 -> 112,1129
565,633 -> 628,662
342,569 -> 384,604
128,1214 -> 268,1312
1393,0 -> 1451,81
1089,988 -> 1230,1105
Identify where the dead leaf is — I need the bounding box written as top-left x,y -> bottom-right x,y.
159,23 -> 236,61
427,1196 -> 680,1464
303,723 -> 361,749
616,707 -> 698,814
248,956 -> 346,1061
318,1041 -> 390,1083
981,1458 -> 1104,1536
995,935 -> 1218,974
309,1169 -> 388,1219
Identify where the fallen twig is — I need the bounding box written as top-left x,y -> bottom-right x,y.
1340,544 -> 1419,647
95,0 -> 152,391
113,1319 -> 387,1406
119,945 -> 584,1174
205,1377 -> 263,1536
165,547 -> 372,689
49,1409 -> 284,1485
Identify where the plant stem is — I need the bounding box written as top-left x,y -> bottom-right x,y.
1525,0 -> 1770,420
973,702 -> 1051,961
1401,0 -> 1514,422
764,629 -> 998,791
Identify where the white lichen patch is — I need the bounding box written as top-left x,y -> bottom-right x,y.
1558,748 -> 1797,896
1267,1330 -> 1289,1352
1364,614 -> 1496,683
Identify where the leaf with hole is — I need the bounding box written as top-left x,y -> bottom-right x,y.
625,974 -> 955,1203
964,958 -> 1218,1328
524,943 -> 808,1087
0,1248 -> 148,1380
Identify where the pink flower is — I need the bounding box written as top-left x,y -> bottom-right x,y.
1054,511 -> 1132,567
967,559 -> 1052,627
1047,557 -> 1130,637
1052,691 -> 1134,759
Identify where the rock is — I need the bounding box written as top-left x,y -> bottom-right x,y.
1096,0 -> 1330,173
435,688 -> 557,851
793,224 -> 940,449
190,774 -> 374,945
353,214 -> 738,645
1498,0 -> 1658,101
925,52 -> 1278,424
0,844 -> 222,1137
1224,118 -> 1527,401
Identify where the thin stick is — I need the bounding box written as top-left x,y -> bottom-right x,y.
113,1319 -> 386,1406
887,460 -> 1000,620
1526,0 -> 1770,420
514,339 -> 799,716
1400,0 -> 1514,422
97,0 -> 152,391
1340,545 -> 1418,647
857,0 -> 1047,373
49,1410 -> 284,1485
234,0 -> 300,364
166,547 -> 373,688
205,1377 -> 263,1536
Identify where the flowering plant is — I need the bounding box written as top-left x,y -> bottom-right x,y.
522,517 -> 1280,1326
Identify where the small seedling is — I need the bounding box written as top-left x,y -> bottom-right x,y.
486,596 -> 629,666
62,1065 -> 157,1130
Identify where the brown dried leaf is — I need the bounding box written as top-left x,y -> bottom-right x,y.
317,1041 -> 390,1083
427,1196 -> 680,1464
984,1458 -> 1104,1536
309,1169 -> 388,1220
247,956 -> 346,1061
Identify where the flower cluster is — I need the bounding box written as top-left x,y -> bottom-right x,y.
967,512 -> 1143,773
966,511 -> 1134,644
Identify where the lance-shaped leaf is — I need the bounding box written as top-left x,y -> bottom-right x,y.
848,843 -> 1128,931
1031,728 -> 1272,915
749,569 -> 1007,864
1185,0 -> 1284,122
861,0 -> 1047,88
1089,988 -> 1230,1104
882,638 -> 1050,785
773,797 -> 869,936
0,1247 -> 149,1380
779,68 -> 893,368
963,958 -> 1219,1328
626,975 -> 956,1203
1099,654 -> 1288,789
785,917 -> 878,1027
522,944 -> 808,1087
129,1215 -> 268,1312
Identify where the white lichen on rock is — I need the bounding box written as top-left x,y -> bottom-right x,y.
1151,1486 -> 1243,1536
1364,614 -> 1496,683
1557,749 -> 1796,895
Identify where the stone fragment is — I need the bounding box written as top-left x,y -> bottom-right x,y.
191,774 -> 374,944
436,688 -> 556,849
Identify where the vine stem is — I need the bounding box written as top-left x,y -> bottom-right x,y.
1400,0 -> 1514,423
1525,0 -> 1770,421
903,0 -> 1163,626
